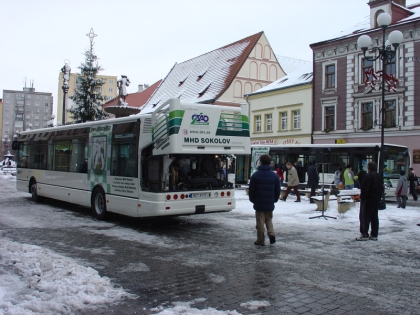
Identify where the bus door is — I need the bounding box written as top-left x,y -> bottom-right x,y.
353,148 -> 375,186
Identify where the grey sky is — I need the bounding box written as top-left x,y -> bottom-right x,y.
1,0 -> 414,114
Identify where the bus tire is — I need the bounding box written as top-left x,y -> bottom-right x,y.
30,179 -> 41,202
91,187 -> 108,220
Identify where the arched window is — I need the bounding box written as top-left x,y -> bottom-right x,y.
269,65 -> 278,81
244,82 -> 253,95
250,62 -> 258,79
375,10 -> 385,28
259,64 -> 268,80
233,81 -> 242,97
254,83 -> 262,91
264,45 -> 270,60
255,44 -> 262,58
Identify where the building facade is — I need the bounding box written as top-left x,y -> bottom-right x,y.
57,73 -> 118,125
246,63 -> 313,146
1,87 -> 53,141
310,0 -> 420,172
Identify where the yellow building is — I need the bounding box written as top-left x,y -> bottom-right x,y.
57,73 -> 118,124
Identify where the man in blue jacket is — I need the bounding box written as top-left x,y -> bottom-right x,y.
249,154 -> 280,246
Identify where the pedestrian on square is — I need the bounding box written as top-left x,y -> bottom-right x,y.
248,154 -> 280,246
408,167 -> 418,201
307,160 -> 319,204
334,168 -> 343,187
356,161 -> 384,241
281,162 -> 301,202
276,163 -> 285,188
395,170 -> 408,209
344,164 -> 355,189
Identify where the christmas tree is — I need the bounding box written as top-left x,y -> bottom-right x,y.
68,29 -> 108,123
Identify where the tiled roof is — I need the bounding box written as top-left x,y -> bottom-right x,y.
140,32 -> 264,114
102,80 -> 162,109
247,63 -> 313,96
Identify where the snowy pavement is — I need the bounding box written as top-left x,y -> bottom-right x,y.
0,173 -> 420,315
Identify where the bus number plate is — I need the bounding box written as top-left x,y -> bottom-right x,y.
192,193 -> 211,198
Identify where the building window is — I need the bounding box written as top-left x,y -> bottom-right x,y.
108,88 -> 113,93
45,103 -> 49,106
361,102 -> 373,130
109,79 -> 114,84
280,112 -> 287,130
45,96 -> 48,100
324,106 -> 335,131
27,95 -> 31,99
361,58 -> 374,83
36,95 -> 39,99
35,115 -> 39,120
35,102 -> 40,106
35,122 -> 39,127
27,101 -> 31,105
385,56 -> 396,76
35,108 -> 40,113
265,114 -> 272,132
26,116 -> 30,120
255,115 -> 261,132
325,64 -> 335,88
5,106 -> 9,111
44,109 -> 49,113
384,100 -> 396,127
293,110 -> 300,129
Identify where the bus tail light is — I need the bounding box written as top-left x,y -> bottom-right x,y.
180,194 -> 185,199
227,191 -> 231,197
166,195 -> 171,200
174,194 -> 178,200
221,192 -> 225,197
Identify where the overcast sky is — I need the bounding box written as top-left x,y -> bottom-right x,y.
1,0 -> 417,115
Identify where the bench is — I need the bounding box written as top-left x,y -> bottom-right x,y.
311,191 -> 330,211
336,189 -> 360,213
336,189 -> 360,202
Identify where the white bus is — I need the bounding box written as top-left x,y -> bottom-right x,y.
13,99 -> 250,219
250,143 -> 410,198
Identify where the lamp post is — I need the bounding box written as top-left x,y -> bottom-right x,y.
357,13 -> 403,208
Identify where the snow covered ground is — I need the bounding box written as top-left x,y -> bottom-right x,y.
0,173 -> 419,314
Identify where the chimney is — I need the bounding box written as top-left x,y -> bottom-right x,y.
144,84 -> 150,89
138,84 -> 144,92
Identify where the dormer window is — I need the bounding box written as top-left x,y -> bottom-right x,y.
179,74 -> 188,86
197,67 -> 209,80
198,83 -> 211,97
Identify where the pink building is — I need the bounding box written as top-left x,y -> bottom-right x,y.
310,0 -> 420,172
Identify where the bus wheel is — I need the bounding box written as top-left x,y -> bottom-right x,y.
91,187 -> 108,220
30,180 -> 40,202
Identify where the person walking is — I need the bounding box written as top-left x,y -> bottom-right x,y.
276,164 -> 285,188
248,154 -> 280,246
344,164 -> 355,189
408,167 -> 418,201
395,170 -> 408,209
357,161 -> 384,241
281,162 -> 301,202
334,168 -> 342,187
307,160 -> 319,204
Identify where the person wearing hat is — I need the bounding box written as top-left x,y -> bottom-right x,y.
395,170 -> 408,209
408,167 -> 418,201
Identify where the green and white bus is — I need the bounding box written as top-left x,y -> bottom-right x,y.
14,99 -> 250,219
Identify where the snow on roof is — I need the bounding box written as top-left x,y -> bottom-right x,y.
312,5 -> 420,46
140,32 -> 263,114
248,62 -> 313,96
277,55 -> 310,74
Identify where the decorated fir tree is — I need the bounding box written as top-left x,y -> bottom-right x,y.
68,29 -> 108,123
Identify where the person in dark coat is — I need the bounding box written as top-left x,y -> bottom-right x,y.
307,160 -> 319,204
408,167 -> 418,201
357,161 -> 384,241
249,154 -> 280,246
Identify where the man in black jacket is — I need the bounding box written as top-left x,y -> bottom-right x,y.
357,161 -> 384,241
249,154 -> 280,246
307,160 -> 319,203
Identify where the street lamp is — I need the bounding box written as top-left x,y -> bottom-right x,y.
357,12 -> 403,208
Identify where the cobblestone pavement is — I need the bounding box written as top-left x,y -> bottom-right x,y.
1,191 -> 420,315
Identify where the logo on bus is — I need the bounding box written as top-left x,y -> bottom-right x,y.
191,113 -> 209,125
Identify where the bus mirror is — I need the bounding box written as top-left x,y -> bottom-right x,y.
12,141 -> 18,150
402,149 -> 409,158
